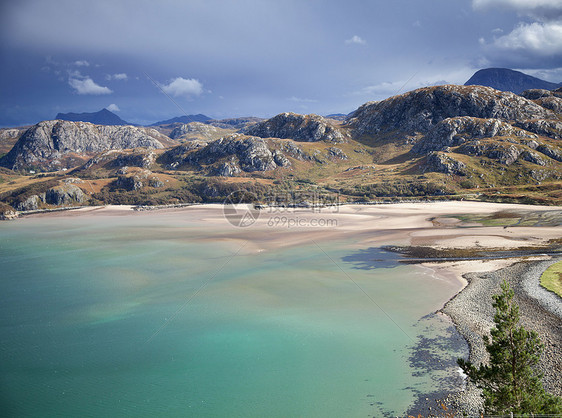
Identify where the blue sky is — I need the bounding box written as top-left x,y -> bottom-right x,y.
1,0 -> 562,127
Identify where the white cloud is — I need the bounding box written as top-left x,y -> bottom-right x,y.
106,73 -> 128,81
475,0 -> 562,67
485,21 -> 562,57
161,77 -> 203,98
68,76 -> 112,95
345,35 -> 366,45
74,60 -> 89,66
107,103 -> 120,112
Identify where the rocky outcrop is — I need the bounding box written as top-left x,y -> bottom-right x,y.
458,141 -> 523,165
213,158 -> 242,177
188,135 -> 282,173
0,203 -> 17,220
246,113 -> 348,143
347,85 -> 555,138
521,89 -> 556,100
536,144 -> 562,162
327,147 -> 348,160
514,120 -> 562,140
44,184 -> 86,205
14,183 -> 86,210
423,152 -> 466,175
15,194 -> 43,211
520,89 -> 562,114
0,120 -> 166,170
169,122 -> 222,140
114,169 -> 164,191
204,117 -> 264,130
81,149 -> 157,171
412,117 -> 537,154
164,134 -> 292,176
280,141 -> 310,161
0,128 -> 22,141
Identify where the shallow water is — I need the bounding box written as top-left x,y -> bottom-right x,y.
0,214 -> 466,417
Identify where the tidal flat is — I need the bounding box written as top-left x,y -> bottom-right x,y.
1,202 -> 560,417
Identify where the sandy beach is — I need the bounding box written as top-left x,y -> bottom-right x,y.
23,201 -> 562,413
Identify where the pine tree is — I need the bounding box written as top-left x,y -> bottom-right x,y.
457,280 -> 562,415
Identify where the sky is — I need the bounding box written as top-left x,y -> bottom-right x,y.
1,0 -> 562,127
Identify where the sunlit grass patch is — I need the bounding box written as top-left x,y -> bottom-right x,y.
540,261 -> 562,298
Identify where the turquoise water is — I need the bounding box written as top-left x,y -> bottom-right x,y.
0,214 -> 465,417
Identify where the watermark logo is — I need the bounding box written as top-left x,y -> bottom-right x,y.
223,189 -> 340,228
223,191 -> 261,227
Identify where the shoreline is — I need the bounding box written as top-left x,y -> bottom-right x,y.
6,201 -> 562,415
440,257 -> 562,415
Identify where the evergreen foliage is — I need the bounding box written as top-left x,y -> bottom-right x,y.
457,281 -> 562,415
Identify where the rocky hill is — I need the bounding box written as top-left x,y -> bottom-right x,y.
1,83 -> 561,214
161,134 -> 292,176
465,68 -> 561,94
0,120 -> 169,171
245,112 -> 348,143
207,117 -> 264,130
168,122 -> 232,141
56,108 -> 131,126
347,85 -> 555,139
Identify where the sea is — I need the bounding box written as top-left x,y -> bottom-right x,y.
0,211 -> 467,417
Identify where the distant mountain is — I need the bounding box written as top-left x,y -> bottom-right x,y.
149,114 -> 211,126
56,108 -> 131,126
465,68 -> 561,94
325,113 -> 348,121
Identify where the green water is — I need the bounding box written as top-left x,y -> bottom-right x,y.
0,214 -> 465,417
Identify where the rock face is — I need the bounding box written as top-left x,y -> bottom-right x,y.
188,135 -> 283,173
114,169 -> 164,191
0,120 -> 166,170
246,113 -> 348,143
412,117 -> 537,154
80,149 -> 157,172
424,152 -> 466,175
458,141 -> 524,165
514,120 -> 562,140
207,117 -> 264,130
464,68 -> 561,94
164,134 -> 291,176
169,122 -> 221,140
347,85 -> 555,138
45,184 -> 86,205
14,183 -> 86,211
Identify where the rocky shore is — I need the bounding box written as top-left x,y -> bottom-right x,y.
442,257 -> 562,415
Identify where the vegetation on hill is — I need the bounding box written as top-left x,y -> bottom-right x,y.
0,83 -> 561,213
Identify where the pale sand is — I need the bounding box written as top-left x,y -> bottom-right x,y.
25,201 -> 562,283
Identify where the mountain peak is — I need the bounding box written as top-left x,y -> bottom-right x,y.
149,114 -> 212,126
55,109 -> 131,126
464,68 -> 561,94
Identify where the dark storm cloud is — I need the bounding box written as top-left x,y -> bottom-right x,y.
0,0 -> 558,127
